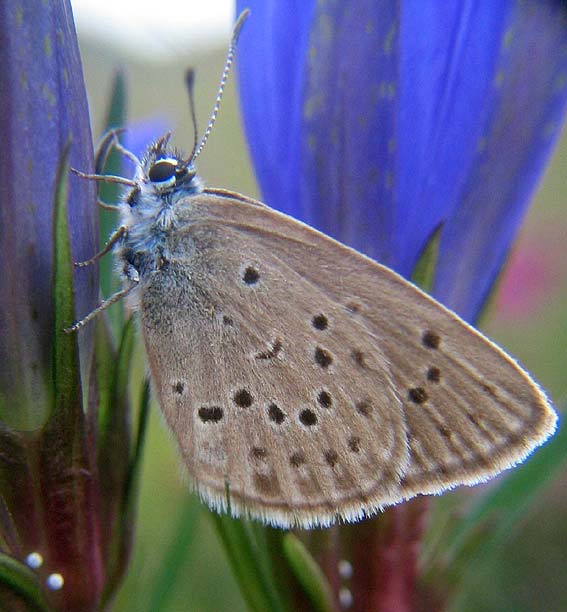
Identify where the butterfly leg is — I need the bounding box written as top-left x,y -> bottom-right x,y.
63,276 -> 139,333
74,226 -> 127,268
95,127 -> 127,172
76,131 -> 135,209
71,167 -> 137,188
96,198 -> 121,211
111,140 -> 140,166
95,127 -> 141,171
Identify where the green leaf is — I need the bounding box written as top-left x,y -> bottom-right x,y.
431,402 -> 567,589
120,376 -> 151,559
146,497 -> 201,612
211,514 -> 289,612
411,223 -> 441,292
51,141 -> 81,416
126,378 -> 151,512
0,554 -> 52,612
98,71 -> 128,337
282,533 -> 334,612
98,318 -> 136,606
103,70 -> 127,134
97,316 -> 135,441
92,317 -> 115,435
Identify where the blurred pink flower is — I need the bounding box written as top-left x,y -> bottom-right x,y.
496,227 -> 566,318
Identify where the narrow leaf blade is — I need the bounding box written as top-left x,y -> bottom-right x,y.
0,553 -> 52,612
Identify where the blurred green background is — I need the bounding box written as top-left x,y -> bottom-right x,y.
77,14 -> 567,612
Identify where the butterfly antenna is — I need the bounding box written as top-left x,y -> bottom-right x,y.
190,9 -> 250,162
186,68 -> 199,160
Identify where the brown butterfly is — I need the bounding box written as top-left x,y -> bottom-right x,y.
69,11 -> 557,528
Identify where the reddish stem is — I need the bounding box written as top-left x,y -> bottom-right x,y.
340,498 -> 431,612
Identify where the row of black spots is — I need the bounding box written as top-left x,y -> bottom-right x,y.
423,328 -> 441,386
198,391 -> 331,428
267,402 -> 319,427
312,313 -> 362,370
406,329 -> 443,405
240,274 -> 362,371
407,368 -> 504,461
197,388 -> 254,423
198,398 -> 280,424
288,437 -> 362,470
407,368 -> 442,405
406,354 -> 487,466
311,314 -> 332,377
312,311 -> 365,371
311,314 -> 367,367
176,382 -> 268,406
312,325 -> 368,371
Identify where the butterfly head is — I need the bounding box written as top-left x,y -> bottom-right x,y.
137,133 -> 203,198
123,134 -> 204,232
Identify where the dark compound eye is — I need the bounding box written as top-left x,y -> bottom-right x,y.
149,159 -> 177,183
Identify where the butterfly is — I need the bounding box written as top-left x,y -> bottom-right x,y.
69,10 -> 557,528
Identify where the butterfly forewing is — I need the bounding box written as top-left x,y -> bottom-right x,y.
140,189 -> 556,528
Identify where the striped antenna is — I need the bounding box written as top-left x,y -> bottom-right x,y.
190,9 -> 250,162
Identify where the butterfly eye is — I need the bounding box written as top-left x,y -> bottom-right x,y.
149,160 -> 177,184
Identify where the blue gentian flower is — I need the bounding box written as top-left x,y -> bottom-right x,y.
0,0 -> 98,429
236,1 -> 567,322
0,1 -> 136,608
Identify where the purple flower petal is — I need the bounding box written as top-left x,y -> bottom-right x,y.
433,4 -> 567,319
237,0 -> 316,216
236,1 -> 567,322
0,0 -> 98,427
